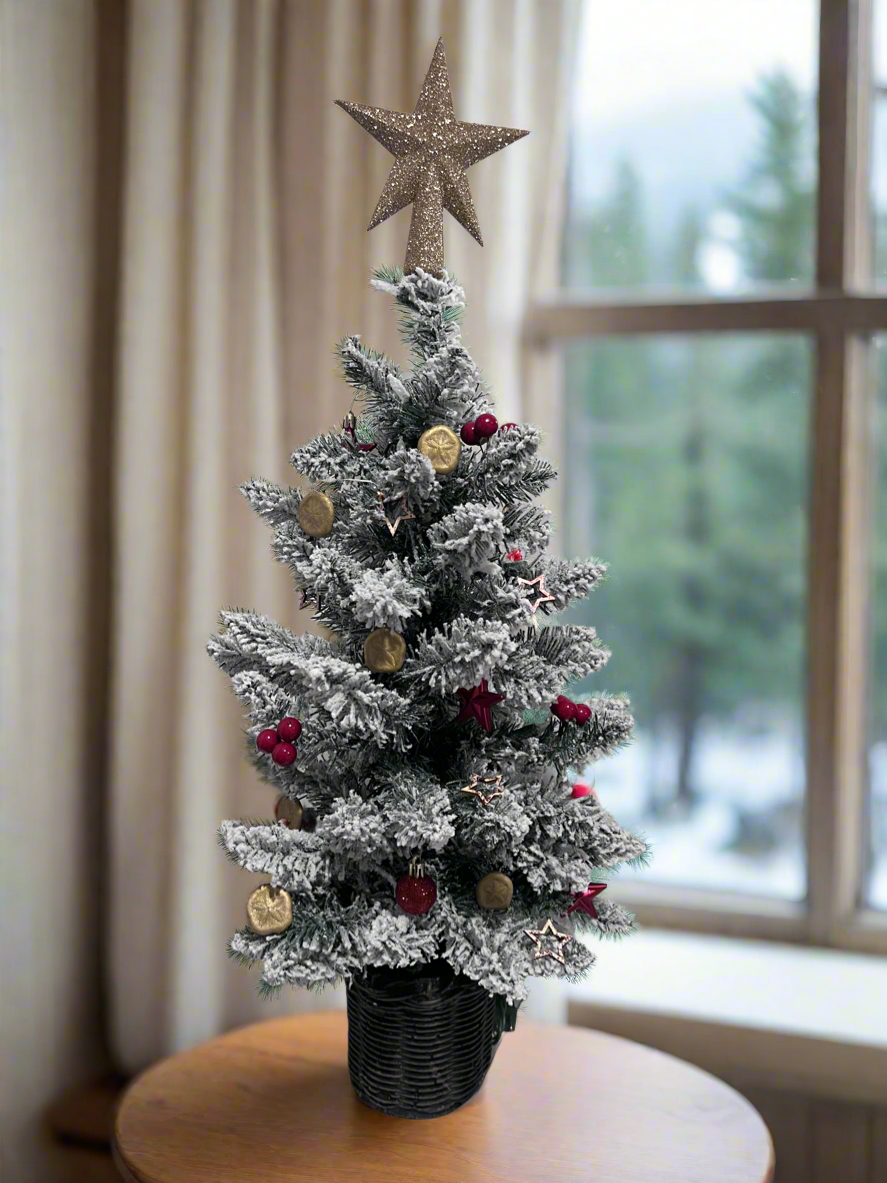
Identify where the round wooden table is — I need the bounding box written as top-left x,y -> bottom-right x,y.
113,1010 -> 773,1183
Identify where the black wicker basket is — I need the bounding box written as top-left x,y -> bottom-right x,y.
346,960 -> 508,1118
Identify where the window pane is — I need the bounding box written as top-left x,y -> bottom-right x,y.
874,1 -> 887,283
564,0 -> 819,294
563,334 -> 811,899
868,337 -> 887,908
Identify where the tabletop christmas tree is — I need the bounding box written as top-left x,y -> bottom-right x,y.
210,39 -> 647,1118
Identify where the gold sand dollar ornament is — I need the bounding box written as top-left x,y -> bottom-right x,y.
476,872 -> 514,911
363,627 -> 406,673
298,490 -> 335,537
246,883 -> 293,935
418,425 -> 461,475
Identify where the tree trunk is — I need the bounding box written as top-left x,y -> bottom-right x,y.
674,380 -> 709,809
674,646 -> 702,807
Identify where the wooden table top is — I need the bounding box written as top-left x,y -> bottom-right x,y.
113,1010 -> 773,1183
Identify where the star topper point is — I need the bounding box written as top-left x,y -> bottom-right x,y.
336,38 -> 529,275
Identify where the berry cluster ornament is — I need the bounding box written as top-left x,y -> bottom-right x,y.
505,548 -> 523,562
460,412 -> 498,446
571,782 -> 597,800
256,717 -> 302,765
550,696 -> 591,725
395,859 -> 437,915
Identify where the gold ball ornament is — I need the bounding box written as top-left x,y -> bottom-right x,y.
298,490 -> 335,537
418,425 -> 461,475
363,627 -> 406,673
245,884 -> 293,935
476,871 -> 514,911
274,794 -> 303,829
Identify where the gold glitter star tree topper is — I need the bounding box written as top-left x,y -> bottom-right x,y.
336,38 -> 528,276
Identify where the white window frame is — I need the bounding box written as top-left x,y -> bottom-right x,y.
526,0 -> 887,955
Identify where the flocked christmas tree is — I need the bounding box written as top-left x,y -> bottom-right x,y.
210,39 -> 647,1010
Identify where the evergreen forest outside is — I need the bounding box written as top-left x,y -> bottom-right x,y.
561,70 -> 887,905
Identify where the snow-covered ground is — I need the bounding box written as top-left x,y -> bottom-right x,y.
586,721 -> 887,907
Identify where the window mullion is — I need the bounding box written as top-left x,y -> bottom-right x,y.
806,0 -> 873,942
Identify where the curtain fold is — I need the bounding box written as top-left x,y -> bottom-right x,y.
3,0 -> 578,1094
1,3 -> 114,1177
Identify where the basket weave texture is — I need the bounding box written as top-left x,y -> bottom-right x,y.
346,960 -> 500,1118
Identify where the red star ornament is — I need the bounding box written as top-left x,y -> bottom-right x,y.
565,882 -> 607,920
455,678 -> 505,732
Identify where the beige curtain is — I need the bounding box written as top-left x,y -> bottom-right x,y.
2,8 -> 577,1163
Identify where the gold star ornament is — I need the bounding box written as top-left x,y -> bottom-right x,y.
336,38 -> 529,276
460,773 -> 505,807
516,572 -> 555,616
524,918 -> 572,966
376,491 -> 415,536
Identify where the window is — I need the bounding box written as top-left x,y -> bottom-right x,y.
564,0 -> 819,295
875,1 -> 887,282
564,334 -> 810,900
870,336 -> 887,908
528,0 -> 887,952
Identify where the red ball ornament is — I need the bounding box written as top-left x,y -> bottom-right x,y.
506,548 -> 523,562
277,716 -> 302,743
395,864 -> 437,915
460,421 -> 480,445
571,782 -> 596,799
574,703 -> 592,726
551,696 -> 577,723
271,742 -> 297,766
256,728 -> 279,753
474,413 -> 498,439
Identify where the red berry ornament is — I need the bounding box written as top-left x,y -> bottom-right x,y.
574,703 -> 592,726
460,421 -> 480,446
395,861 -> 437,915
271,742 -> 297,766
256,728 -> 279,753
474,413 -> 498,439
277,716 -> 302,743
506,548 -> 523,562
551,696 -> 577,722
571,782 -> 596,799
501,422 -> 518,431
